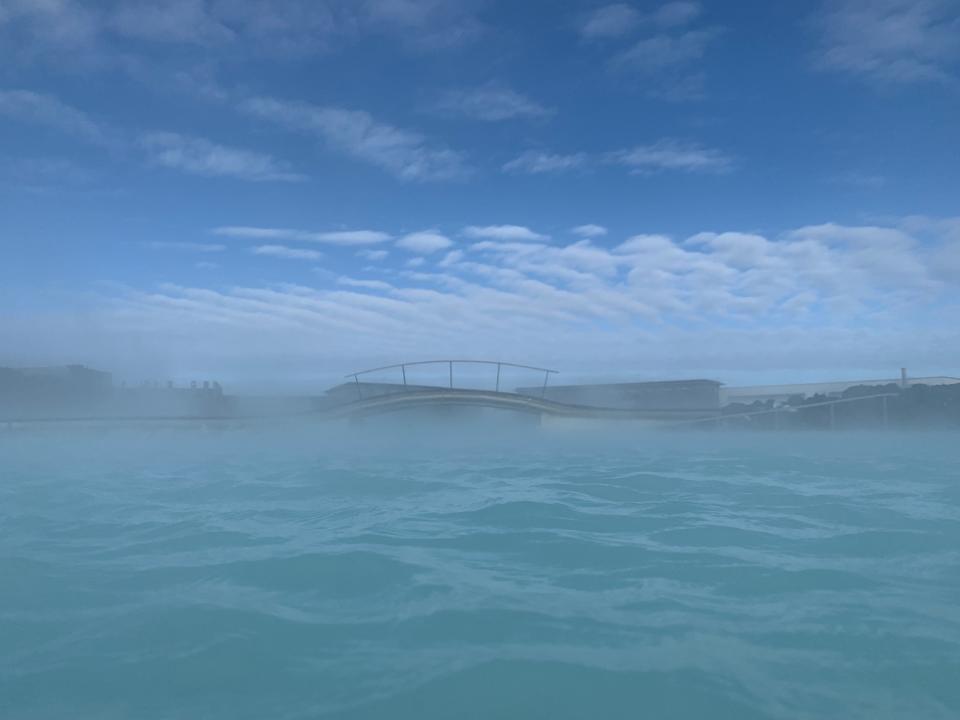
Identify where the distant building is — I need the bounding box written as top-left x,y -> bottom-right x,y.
0,365 -> 113,419
722,376 -> 960,406
516,379 -> 722,412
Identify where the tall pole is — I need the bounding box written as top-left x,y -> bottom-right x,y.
495,363 -> 501,393
401,364 -> 407,386
541,370 -> 549,398
354,375 -> 362,400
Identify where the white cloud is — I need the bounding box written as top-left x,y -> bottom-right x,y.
360,0 -> 486,50
615,28 -> 718,72
357,248 -> 389,261
251,244 -> 323,261
462,225 -> 549,242
306,230 -> 392,245
212,226 -> 295,239
109,0 -> 234,44
608,139 -> 733,174
502,151 -> 587,174
0,0 -> 485,65
397,231 -> 453,254
141,132 -> 305,181
337,277 -> 393,291
571,224 -> 608,238
241,96 -> 469,181
212,226 -> 391,245
580,4 -> 642,39
26,217 -> 960,385
147,241 -> 226,252
581,2 -> 702,39
406,257 -> 426,268
815,0 -> 960,84
439,249 -> 464,266
831,172 -> 886,188
436,84 -> 552,121
656,1 -> 702,27
0,90 -> 108,145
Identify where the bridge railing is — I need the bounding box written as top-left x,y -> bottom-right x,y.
344,360 -> 559,400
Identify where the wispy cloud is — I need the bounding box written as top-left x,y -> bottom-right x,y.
147,241 -> 226,252
212,226 -> 294,239
463,225 -> 549,242
588,3 -> 718,99
0,89 -> 109,145
307,230 -> 392,245
580,4 -> 643,39
503,151 -> 588,174
108,1 -> 234,45
0,0 -> 485,65
357,249 -> 389,261
580,2 -> 702,39
241,96 -> 469,181
396,231 -> 454,254
251,245 -> 323,261
141,132 -> 305,182
212,227 -> 391,245
656,1 -> 703,27
608,140 -> 733,174
814,0 -> 960,84
502,141 -> 733,176
88,217 -> 960,381
337,277 -> 393,291
830,172 -> 887,189
614,28 -> 719,73
436,84 -> 552,121
571,224 -> 608,238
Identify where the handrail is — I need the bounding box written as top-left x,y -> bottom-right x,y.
345,359 -> 558,379
344,360 -> 559,399
673,392 -> 899,427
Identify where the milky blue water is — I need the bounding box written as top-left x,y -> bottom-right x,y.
2,425 -> 959,719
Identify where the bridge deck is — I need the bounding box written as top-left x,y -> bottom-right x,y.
323,386 -> 719,421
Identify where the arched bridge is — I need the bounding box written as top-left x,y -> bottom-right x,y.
324,360 -> 710,421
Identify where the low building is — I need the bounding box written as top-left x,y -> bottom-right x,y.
722,376 -> 960,406
0,365 -> 114,419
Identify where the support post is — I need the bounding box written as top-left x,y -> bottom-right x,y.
541,370 -> 550,399
401,364 -> 407,387
354,375 -> 362,400
449,361 -> 453,389
495,363 -> 501,393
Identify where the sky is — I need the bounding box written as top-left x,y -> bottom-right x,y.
1,0 -> 959,390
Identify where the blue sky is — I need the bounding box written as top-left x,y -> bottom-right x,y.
1,0 -> 959,389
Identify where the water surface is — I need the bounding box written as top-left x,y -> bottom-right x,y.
2,425 -> 959,719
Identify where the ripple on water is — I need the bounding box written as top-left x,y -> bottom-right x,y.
1,429 -> 959,720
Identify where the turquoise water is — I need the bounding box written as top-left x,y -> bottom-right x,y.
2,426 -> 959,719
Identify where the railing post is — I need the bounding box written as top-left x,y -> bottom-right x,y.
354,375 -> 362,400
401,364 -> 407,387
495,363 -> 501,393
449,361 -> 453,389
541,370 -> 550,398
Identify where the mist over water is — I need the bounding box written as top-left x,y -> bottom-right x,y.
3,423 -> 959,719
